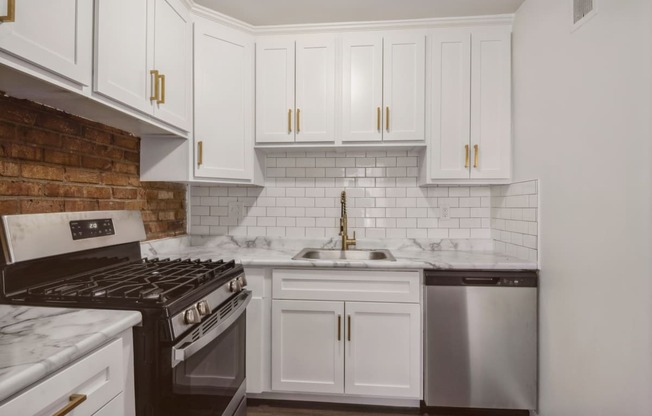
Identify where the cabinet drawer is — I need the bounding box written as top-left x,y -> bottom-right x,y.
1,338 -> 124,416
272,269 -> 420,303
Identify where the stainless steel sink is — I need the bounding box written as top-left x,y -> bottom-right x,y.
292,248 -> 396,261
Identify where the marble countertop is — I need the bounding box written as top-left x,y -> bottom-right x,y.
143,236 -> 538,270
0,305 -> 141,403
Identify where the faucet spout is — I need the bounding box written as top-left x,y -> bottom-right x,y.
339,190 -> 356,250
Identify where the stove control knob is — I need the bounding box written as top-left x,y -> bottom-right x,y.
229,279 -> 242,293
184,307 -> 201,325
238,274 -> 248,288
196,300 -> 211,317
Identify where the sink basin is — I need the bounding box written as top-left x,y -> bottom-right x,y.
292,248 -> 396,261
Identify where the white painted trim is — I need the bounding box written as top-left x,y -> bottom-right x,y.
189,2 -> 255,32
251,14 -> 514,35
186,1 -> 513,35
248,392 -> 421,408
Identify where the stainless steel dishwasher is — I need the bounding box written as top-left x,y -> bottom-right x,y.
424,270 -> 538,411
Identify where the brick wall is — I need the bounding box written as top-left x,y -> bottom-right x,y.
0,94 -> 186,240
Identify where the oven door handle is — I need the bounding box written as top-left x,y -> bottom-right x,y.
171,290 -> 251,368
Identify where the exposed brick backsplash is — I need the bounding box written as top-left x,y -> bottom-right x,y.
0,94 -> 186,240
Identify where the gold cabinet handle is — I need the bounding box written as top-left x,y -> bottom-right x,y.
385,107 -> 390,132
465,144 -> 470,168
53,393 -> 87,416
197,141 -> 203,166
376,107 -> 381,131
473,144 -> 479,168
296,108 -> 300,133
150,70 -> 159,102
288,109 -> 292,133
347,315 -> 351,341
0,0 -> 15,22
158,73 -> 166,104
337,315 -> 341,341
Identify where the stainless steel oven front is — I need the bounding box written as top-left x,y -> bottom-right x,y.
161,290 -> 251,416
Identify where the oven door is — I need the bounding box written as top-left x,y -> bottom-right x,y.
167,290 -> 251,416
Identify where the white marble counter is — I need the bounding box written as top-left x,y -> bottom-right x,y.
0,305 -> 141,403
143,236 -> 537,270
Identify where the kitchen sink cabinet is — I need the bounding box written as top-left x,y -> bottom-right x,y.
421,27 -> 511,185
345,302 -> 421,398
0,0 -> 92,86
341,32 -> 426,143
0,330 -> 135,416
95,0 -> 191,132
256,35 -> 336,144
272,300 -> 345,394
270,268 -> 422,400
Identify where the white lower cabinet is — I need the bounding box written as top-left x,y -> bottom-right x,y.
245,267 -> 272,394
272,300 -> 344,394
0,332 -> 135,416
270,269 -> 422,400
345,302 -> 421,398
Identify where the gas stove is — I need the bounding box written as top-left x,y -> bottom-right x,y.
0,210 -> 249,416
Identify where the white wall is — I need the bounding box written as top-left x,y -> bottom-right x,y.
512,0 -> 652,415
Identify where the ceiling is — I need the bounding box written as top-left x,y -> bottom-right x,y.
194,0 -> 526,26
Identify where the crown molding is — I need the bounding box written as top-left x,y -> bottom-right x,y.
188,1 -> 255,33
251,14 -> 514,35
186,1 -> 513,35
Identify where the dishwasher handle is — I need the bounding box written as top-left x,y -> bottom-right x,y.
462,277 -> 500,285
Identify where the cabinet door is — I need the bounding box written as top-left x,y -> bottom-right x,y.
152,0 -> 191,131
345,302 -> 420,398
428,30 -> 471,179
272,300 -> 344,394
341,34 -> 383,142
470,28 -> 511,179
95,0 -> 154,114
256,39 -> 295,143
0,0 -> 92,85
295,35 -> 335,142
194,21 -> 253,180
383,34 -> 425,141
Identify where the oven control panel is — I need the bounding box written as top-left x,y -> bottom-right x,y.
69,218 -> 115,240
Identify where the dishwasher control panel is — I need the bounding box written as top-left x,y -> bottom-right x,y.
425,270 -> 538,287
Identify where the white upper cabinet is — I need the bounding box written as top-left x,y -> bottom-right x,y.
470,28 -> 511,180
341,32 -> 425,143
383,34 -> 426,141
152,0 -> 192,130
423,26 -> 511,184
428,30 -> 472,179
341,34 -> 383,142
95,0 -> 191,132
256,39 -> 295,143
256,35 -> 335,144
0,0 -> 92,85
194,18 -> 254,181
95,0 -> 151,114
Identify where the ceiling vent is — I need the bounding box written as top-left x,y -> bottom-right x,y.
573,0 -> 596,26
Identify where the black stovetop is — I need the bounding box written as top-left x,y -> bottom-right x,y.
23,257 -> 237,305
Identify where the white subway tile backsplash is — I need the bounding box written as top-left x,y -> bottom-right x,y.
190,153 -> 539,262
490,180 -> 539,261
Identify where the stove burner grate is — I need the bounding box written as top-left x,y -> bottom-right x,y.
24,258 -> 236,304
